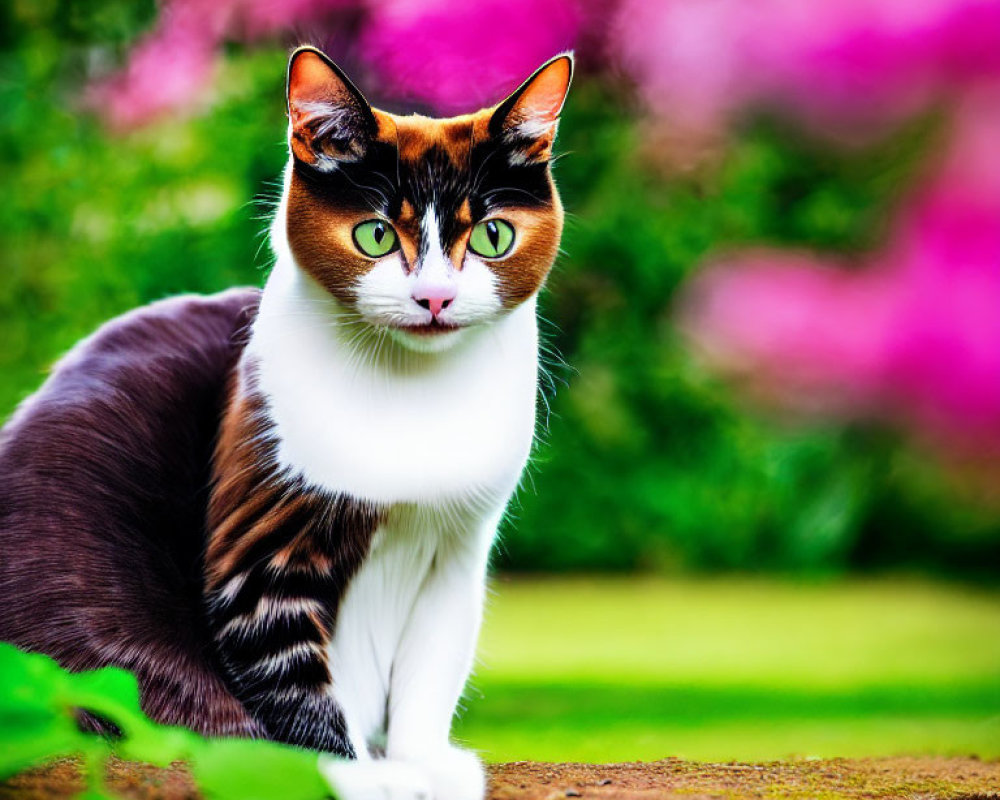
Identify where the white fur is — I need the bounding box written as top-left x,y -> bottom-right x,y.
215,597 -> 324,639
326,506 -> 498,777
245,189 -> 541,800
215,572 -> 247,605
247,641 -> 324,677
506,119 -> 558,165
292,100 -> 364,171
320,758 -> 433,800
511,117 -> 557,140
419,209 -> 450,279
249,250 -> 536,506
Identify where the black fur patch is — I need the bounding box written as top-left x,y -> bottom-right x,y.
294,134 -> 552,253
0,289 -> 263,737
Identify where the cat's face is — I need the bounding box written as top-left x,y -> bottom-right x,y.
283,47 -> 572,352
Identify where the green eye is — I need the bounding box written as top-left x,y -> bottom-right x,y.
353,219 -> 398,257
468,219 -> 515,258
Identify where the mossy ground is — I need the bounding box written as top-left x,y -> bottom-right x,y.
459,577 -> 1000,762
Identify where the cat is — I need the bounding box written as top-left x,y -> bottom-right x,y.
0,45 -> 572,800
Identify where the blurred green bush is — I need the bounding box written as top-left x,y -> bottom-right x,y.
3,1 -> 999,575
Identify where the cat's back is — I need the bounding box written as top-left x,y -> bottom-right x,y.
0,287 -> 261,736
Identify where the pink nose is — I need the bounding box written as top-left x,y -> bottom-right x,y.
412,286 -> 457,317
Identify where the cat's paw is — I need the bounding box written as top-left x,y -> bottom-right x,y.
409,747 -> 485,800
319,756 -> 434,800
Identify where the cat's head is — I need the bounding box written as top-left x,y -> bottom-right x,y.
282,46 -> 572,352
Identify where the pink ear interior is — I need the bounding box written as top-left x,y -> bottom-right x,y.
288,49 -> 351,120
509,55 -> 573,128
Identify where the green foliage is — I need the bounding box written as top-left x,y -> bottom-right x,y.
501,82 -> 999,574
191,739 -> 330,800
0,643 -> 330,798
0,3 -> 283,414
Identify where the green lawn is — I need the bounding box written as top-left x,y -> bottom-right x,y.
454,576 -> 1000,762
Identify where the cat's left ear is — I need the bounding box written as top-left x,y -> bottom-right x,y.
490,53 -> 574,163
286,46 -> 378,169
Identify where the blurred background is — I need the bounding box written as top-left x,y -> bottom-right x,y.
2,0 -> 998,764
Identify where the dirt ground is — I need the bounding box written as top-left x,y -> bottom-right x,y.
1,756 -> 998,800
488,758 -> 1000,800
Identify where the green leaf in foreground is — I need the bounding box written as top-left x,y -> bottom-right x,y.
192,739 -> 330,800
0,643 -> 332,799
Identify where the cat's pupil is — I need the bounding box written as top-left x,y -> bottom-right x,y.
373,223 -> 385,244
486,221 -> 499,249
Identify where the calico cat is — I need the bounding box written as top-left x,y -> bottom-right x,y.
0,46 -> 571,799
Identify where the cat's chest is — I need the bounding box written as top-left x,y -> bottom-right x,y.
247,302 -> 539,505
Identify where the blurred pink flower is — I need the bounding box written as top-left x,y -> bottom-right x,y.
359,0 -> 580,113
89,0 -> 582,128
88,0 -> 358,129
615,0 -> 1000,135
88,0 -> 223,129
681,89 -> 1000,446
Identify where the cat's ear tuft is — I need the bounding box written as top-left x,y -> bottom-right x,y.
287,47 -> 377,170
490,54 -> 574,163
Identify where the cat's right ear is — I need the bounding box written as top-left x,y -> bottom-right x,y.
488,54 -> 573,164
286,47 -> 377,169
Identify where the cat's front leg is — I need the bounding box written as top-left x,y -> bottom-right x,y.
206,538 -> 365,756
384,515 -> 498,800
